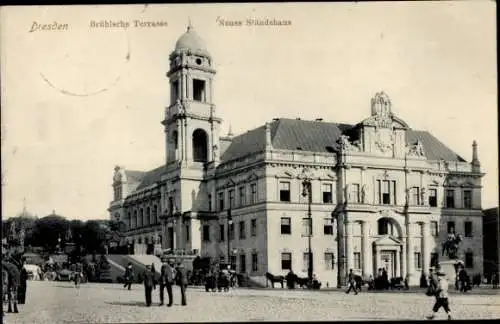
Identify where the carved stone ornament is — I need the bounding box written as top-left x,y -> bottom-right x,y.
407,140 -> 425,157
113,169 -> 123,182
374,128 -> 394,153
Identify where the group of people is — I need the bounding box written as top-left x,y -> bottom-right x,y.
122,257 -> 189,307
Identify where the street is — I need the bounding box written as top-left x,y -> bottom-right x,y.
3,281 -> 500,323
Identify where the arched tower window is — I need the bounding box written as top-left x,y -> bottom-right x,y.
172,131 -> 178,150
192,128 -> 208,162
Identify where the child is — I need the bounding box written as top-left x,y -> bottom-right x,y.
426,271 -> 452,320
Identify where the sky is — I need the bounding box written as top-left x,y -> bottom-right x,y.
1,2 -> 497,220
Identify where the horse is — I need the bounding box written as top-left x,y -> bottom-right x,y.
442,235 -> 462,258
295,276 -> 309,289
2,261 -> 20,313
265,272 -> 285,289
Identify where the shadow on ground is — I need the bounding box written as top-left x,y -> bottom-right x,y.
105,301 -> 147,307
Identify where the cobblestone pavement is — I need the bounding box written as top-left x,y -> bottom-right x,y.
3,281 -> 500,323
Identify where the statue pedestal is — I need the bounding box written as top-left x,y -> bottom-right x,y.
439,260 -> 462,283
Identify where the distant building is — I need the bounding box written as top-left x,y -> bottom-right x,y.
483,207 -> 499,281
109,24 -> 486,286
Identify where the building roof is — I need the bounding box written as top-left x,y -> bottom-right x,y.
406,130 -> 466,162
135,165 -> 165,190
175,25 -> 209,55
220,118 -> 467,164
124,170 -> 147,183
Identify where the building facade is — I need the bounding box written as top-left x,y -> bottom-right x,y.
109,25 -> 485,286
483,207 -> 499,281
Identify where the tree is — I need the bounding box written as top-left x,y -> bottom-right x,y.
32,215 -> 69,252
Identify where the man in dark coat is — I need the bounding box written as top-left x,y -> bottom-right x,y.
123,263 -> 134,290
142,265 -> 156,307
345,269 -> 358,295
18,258 -> 28,304
175,261 -> 188,306
159,257 -> 174,306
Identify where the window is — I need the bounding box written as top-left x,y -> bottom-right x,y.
203,225 -> 210,242
192,79 -> 206,102
353,252 -> 361,270
251,219 -> 257,237
382,181 -> 390,204
445,189 -> 455,208
428,189 -> 437,207
218,192 -> 224,211
252,253 -> 258,271
430,252 -> 439,268
324,252 -> 335,270
229,189 -> 235,209
239,254 -> 246,273
239,186 -> 246,207
377,180 -> 396,205
447,221 -> 455,234
239,221 -> 246,240
250,183 -> 257,204
172,80 -> 179,101
351,184 -> 360,203
465,252 -> 473,268
324,218 -> 334,235
281,252 -> 292,270
322,183 -> 333,203
464,221 -> 473,237
414,252 -> 422,269
430,221 -> 439,237
168,197 -> 174,215
279,181 -> 291,202
186,225 -> 190,242
229,223 -> 234,240
208,194 -> 212,212
219,224 -> 225,242
302,218 -> 312,237
410,187 -> 420,206
303,252 -> 312,272
463,190 -> 472,209
230,255 -> 236,269
280,217 -> 291,235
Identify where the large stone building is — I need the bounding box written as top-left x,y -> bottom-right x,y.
109,24 -> 485,286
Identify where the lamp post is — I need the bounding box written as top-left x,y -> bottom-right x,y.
227,209 -> 233,269
301,168 -> 313,288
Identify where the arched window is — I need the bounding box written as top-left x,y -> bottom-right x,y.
377,218 -> 396,236
139,209 -> 144,227
146,207 -> 151,227
133,210 -> 138,228
153,205 -> 158,224
127,212 -> 132,229
192,128 -> 208,162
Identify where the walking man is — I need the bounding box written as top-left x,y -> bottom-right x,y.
142,265 -> 156,307
175,261 -> 188,306
123,263 -> 134,290
159,257 -> 174,307
427,270 -> 452,320
345,269 -> 358,295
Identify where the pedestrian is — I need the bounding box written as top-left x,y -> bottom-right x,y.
426,270 -> 452,320
123,263 -> 134,290
159,257 -> 174,307
142,265 -> 156,307
175,261 -> 188,306
345,269 -> 358,295
18,258 -> 28,304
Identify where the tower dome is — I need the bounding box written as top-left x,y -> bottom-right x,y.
174,24 -> 209,56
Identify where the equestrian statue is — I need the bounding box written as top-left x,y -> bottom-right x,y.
441,230 -> 462,260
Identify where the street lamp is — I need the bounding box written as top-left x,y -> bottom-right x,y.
301,168 -> 313,288
227,209 -> 233,269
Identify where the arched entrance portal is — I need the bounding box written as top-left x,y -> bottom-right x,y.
373,217 -> 403,279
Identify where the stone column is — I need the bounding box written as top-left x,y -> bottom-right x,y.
397,248 -> 402,277
422,222 -> 430,274
362,221 -> 370,277
401,237 -> 407,278
346,221 -> 354,272
406,222 -> 414,280
374,245 -> 380,272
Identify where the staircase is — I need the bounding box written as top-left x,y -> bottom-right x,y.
127,254 -> 162,276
